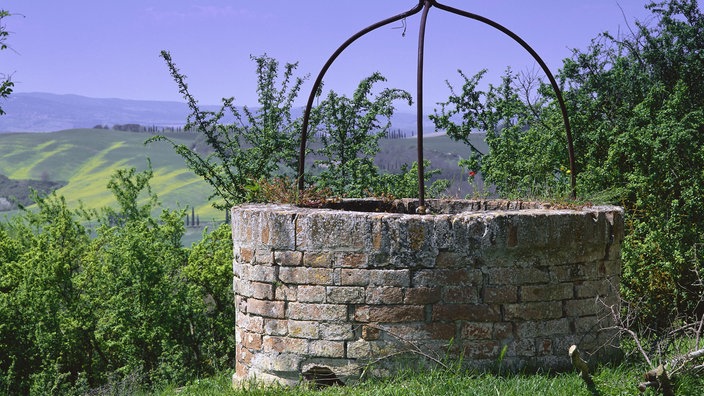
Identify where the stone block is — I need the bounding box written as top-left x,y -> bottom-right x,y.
279,267 -> 333,285
431,304 -> 501,322
262,336 -> 309,354
482,286 -> 518,304
297,285 -> 326,303
486,267 -> 550,285
521,283 -> 574,302
247,299 -> 286,319
564,298 -> 599,317
412,268 -> 482,287
459,322 -> 493,340
309,340 -> 345,358
403,287 -> 442,304
320,323 -> 355,341
264,319 -> 288,336
443,286 -> 480,304
287,320 -> 320,339
326,286 -> 365,304
288,302 -> 348,321
303,252 -> 334,268
274,250 -> 303,266
354,305 -> 424,323
503,301 -> 563,321
515,318 -> 570,338
366,287 -> 404,304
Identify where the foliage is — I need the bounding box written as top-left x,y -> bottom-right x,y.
311,72 -> 413,197
375,160 -> 451,199
431,68 -> 570,199
151,53 -> 307,209
0,166 -> 234,394
0,9 -> 14,115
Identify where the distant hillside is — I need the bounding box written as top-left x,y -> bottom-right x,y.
0,128 -> 486,218
0,93 -> 195,132
0,128 -> 223,220
0,92 -> 431,134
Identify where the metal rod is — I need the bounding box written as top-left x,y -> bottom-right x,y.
297,1 -> 425,193
296,0 -> 578,204
416,1 -> 431,210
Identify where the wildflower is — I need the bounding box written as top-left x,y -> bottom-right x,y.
468,171 -> 476,178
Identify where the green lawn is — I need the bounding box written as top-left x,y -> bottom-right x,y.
145,362 -> 703,395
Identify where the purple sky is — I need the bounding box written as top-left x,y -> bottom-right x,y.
2,1 -> 676,107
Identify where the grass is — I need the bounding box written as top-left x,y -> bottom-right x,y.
145,362 -> 704,395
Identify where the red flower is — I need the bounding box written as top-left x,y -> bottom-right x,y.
468,171 -> 476,178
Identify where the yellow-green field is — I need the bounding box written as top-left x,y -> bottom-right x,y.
0,129 -> 222,221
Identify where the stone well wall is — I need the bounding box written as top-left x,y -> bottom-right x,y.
231,199 -> 624,386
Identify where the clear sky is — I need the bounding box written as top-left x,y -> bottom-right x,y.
1,1 -> 678,107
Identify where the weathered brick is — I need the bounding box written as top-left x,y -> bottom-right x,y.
274,250 -> 303,266
303,252 -> 333,268
435,251 -> 470,268
309,340 -> 345,357
242,263 -> 277,283
320,323 -> 355,340
404,287 -> 442,304
366,287 -> 404,304
288,302 -> 347,321
239,247 -> 255,263
262,336 -> 308,354
459,322 -> 493,340
551,263 -> 599,282
486,267 -> 550,285
264,319 -> 288,336
574,316 -> 600,334
245,281 -> 274,300
279,267 -> 333,285
354,305 -> 424,323
493,322 -> 514,340
288,320 -> 319,339
247,299 -> 286,319
242,332 -> 263,350
412,268 -> 482,287
297,285 -> 326,303
432,304 -> 501,322
326,286 -> 365,304
482,286 -> 518,304
362,325 -> 381,340
443,286 -> 480,304
339,253 -> 368,268
339,269 -> 369,286
575,280 -> 610,298
383,323 -> 456,340
564,298 -> 599,317
515,318 -> 570,338
461,340 -> 501,359
369,269 -> 411,287
274,283 -> 297,301
521,283 -> 573,302
347,340 -> 397,359
504,301 -> 563,321
239,314 -> 264,333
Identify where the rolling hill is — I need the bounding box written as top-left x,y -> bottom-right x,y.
0,128 -> 225,221
0,128 -> 486,221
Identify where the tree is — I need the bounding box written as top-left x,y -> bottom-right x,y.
150,53 -> 307,209
0,10 -> 15,115
312,72 -> 413,196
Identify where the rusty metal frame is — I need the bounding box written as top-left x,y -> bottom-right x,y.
297,0 -> 577,209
